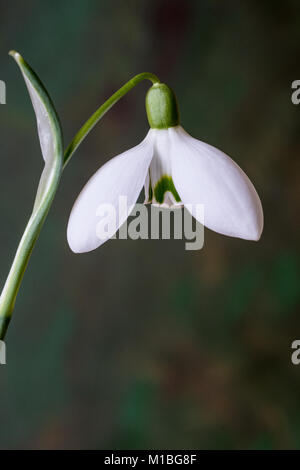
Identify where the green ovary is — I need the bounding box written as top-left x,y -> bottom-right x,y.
154,175 -> 181,204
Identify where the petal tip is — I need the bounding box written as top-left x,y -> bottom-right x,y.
68,244 -> 84,255
251,225 -> 263,242
68,241 -> 92,255
243,217 -> 264,242
67,228 -> 86,254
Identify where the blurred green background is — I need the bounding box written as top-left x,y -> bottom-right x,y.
0,0 -> 300,450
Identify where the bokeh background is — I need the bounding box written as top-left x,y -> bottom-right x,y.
0,0 -> 300,450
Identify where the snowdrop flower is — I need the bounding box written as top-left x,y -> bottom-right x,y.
67,83 -> 263,253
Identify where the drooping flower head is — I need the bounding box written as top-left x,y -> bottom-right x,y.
67,82 -> 263,253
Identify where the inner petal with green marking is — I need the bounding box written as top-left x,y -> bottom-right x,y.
144,129 -> 182,207
154,175 -> 181,204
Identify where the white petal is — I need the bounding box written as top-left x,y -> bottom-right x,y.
170,126 -> 264,241
67,133 -> 154,253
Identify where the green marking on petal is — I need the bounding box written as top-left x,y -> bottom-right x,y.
154,175 -> 181,204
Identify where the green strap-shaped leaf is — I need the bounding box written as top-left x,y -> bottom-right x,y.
0,52 -> 64,339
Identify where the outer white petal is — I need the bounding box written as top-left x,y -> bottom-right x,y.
170,126 -> 264,241
67,132 -> 154,253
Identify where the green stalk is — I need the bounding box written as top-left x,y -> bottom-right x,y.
63,72 -> 160,167
0,51 -> 63,340
0,55 -> 160,340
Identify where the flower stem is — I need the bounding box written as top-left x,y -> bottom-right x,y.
0,71 -> 160,340
63,72 -> 160,168
0,194 -> 57,339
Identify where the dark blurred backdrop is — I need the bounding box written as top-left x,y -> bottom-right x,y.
0,0 -> 300,450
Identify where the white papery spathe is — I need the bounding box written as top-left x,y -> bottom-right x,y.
14,52 -> 61,213
67,126 -> 263,253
